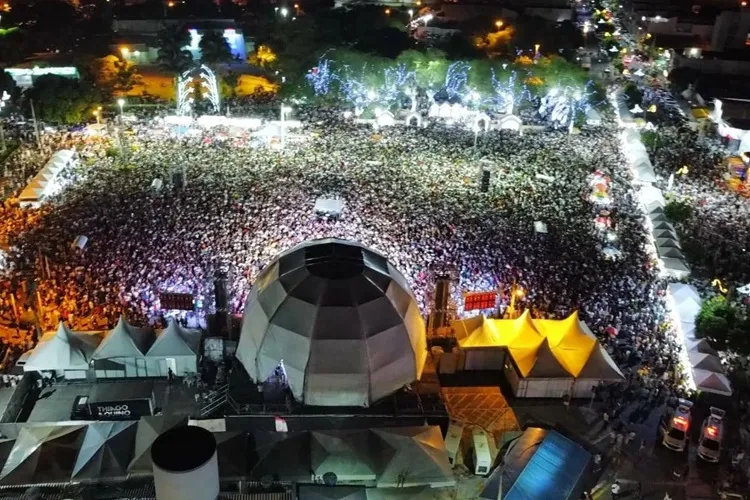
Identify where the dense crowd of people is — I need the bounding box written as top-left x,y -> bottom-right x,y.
0,111 -> 691,393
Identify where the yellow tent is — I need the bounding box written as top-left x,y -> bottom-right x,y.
453,311 -> 599,378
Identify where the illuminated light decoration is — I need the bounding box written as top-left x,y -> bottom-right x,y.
176,65 -> 220,115
609,46 -> 619,53
176,69 -> 193,116
443,61 -> 470,99
305,57 -> 335,96
630,104 -> 644,114
490,69 -> 524,115
648,104 -> 657,113
538,83 -> 595,132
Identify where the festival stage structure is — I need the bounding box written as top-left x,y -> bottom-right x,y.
235,238 -> 427,408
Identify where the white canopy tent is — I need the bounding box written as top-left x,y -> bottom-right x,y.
693,369 -> 733,396
145,321 -> 200,377
24,322 -> 102,379
668,283 -> 732,396
92,317 -> 154,379
18,149 -> 77,207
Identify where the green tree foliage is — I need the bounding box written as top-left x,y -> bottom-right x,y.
0,27 -> 24,66
156,24 -> 193,74
0,70 -> 18,102
24,75 -> 100,124
199,30 -> 233,66
694,297 -> 750,355
696,296 -> 735,350
664,199 -> 694,224
222,71 -> 240,98
112,58 -> 142,95
623,82 -> 642,105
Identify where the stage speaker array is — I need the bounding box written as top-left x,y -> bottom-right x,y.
480,169 -> 491,193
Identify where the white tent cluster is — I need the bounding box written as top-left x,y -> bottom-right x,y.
622,129 -> 690,279
23,318 -> 200,380
668,284 -> 732,396
18,149 -> 77,208
236,238 -> 427,407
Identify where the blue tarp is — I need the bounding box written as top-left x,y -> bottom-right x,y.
503,430 -> 591,500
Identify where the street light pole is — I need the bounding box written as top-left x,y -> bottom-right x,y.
280,104 -> 292,150
29,98 -> 43,153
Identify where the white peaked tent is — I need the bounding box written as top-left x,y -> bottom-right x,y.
668,283 -> 732,396
639,184 -> 666,210
371,427 -> 455,488
24,322 -> 101,379
145,321 -> 200,377
669,284 -> 701,321
18,149 -> 77,207
685,338 -> 718,356
689,352 -> 725,373
92,317 -> 154,379
693,369 -> 733,396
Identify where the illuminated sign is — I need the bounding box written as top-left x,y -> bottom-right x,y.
464,291 -> 498,311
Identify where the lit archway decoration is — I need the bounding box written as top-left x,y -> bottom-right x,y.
176,65 -> 221,116
406,113 -> 423,127
474,112 -> 491,132
498,115 -> 522,132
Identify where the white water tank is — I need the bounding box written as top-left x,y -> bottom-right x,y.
151,426 -> 219,500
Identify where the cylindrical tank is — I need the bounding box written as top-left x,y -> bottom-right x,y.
151,426 -> 219,500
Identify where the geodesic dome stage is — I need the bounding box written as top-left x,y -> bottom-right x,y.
236,238 -> 427,407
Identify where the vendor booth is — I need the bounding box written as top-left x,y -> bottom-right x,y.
451,311 -> 623,398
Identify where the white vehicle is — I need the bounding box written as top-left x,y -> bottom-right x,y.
659,399 -> 693,452
444,422 -> 463,466
472,428 -> 492,476
697,407 -> 725,462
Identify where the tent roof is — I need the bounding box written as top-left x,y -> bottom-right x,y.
454,311 -> 618,379
128,416 -> 187,473
685,338 -> 718,356
372,427 -> 455,489
24,322 -> 102,372
503,429 -> 591,500
310,429 -> 390,481
94,316 -> 154,360
577,345 -> 624,380
0,424 -> 86,485
669,283 -> 701,304
525,339 -> 572,378
688,352 -> 725,373
693,368 -> 732,396
146,321 -> 200,358
659,247 -> 686,259
72,421 -> 137,479
655,238 -> 681,249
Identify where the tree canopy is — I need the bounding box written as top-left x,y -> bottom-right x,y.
199,30 -> 233,66
24,75 -> 100,124
156,24 -> 193,74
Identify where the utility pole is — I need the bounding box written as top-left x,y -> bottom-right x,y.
29,99 -> 43,153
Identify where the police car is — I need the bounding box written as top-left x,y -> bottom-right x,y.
659,399 -> 693,452
697,407 -> 725,462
